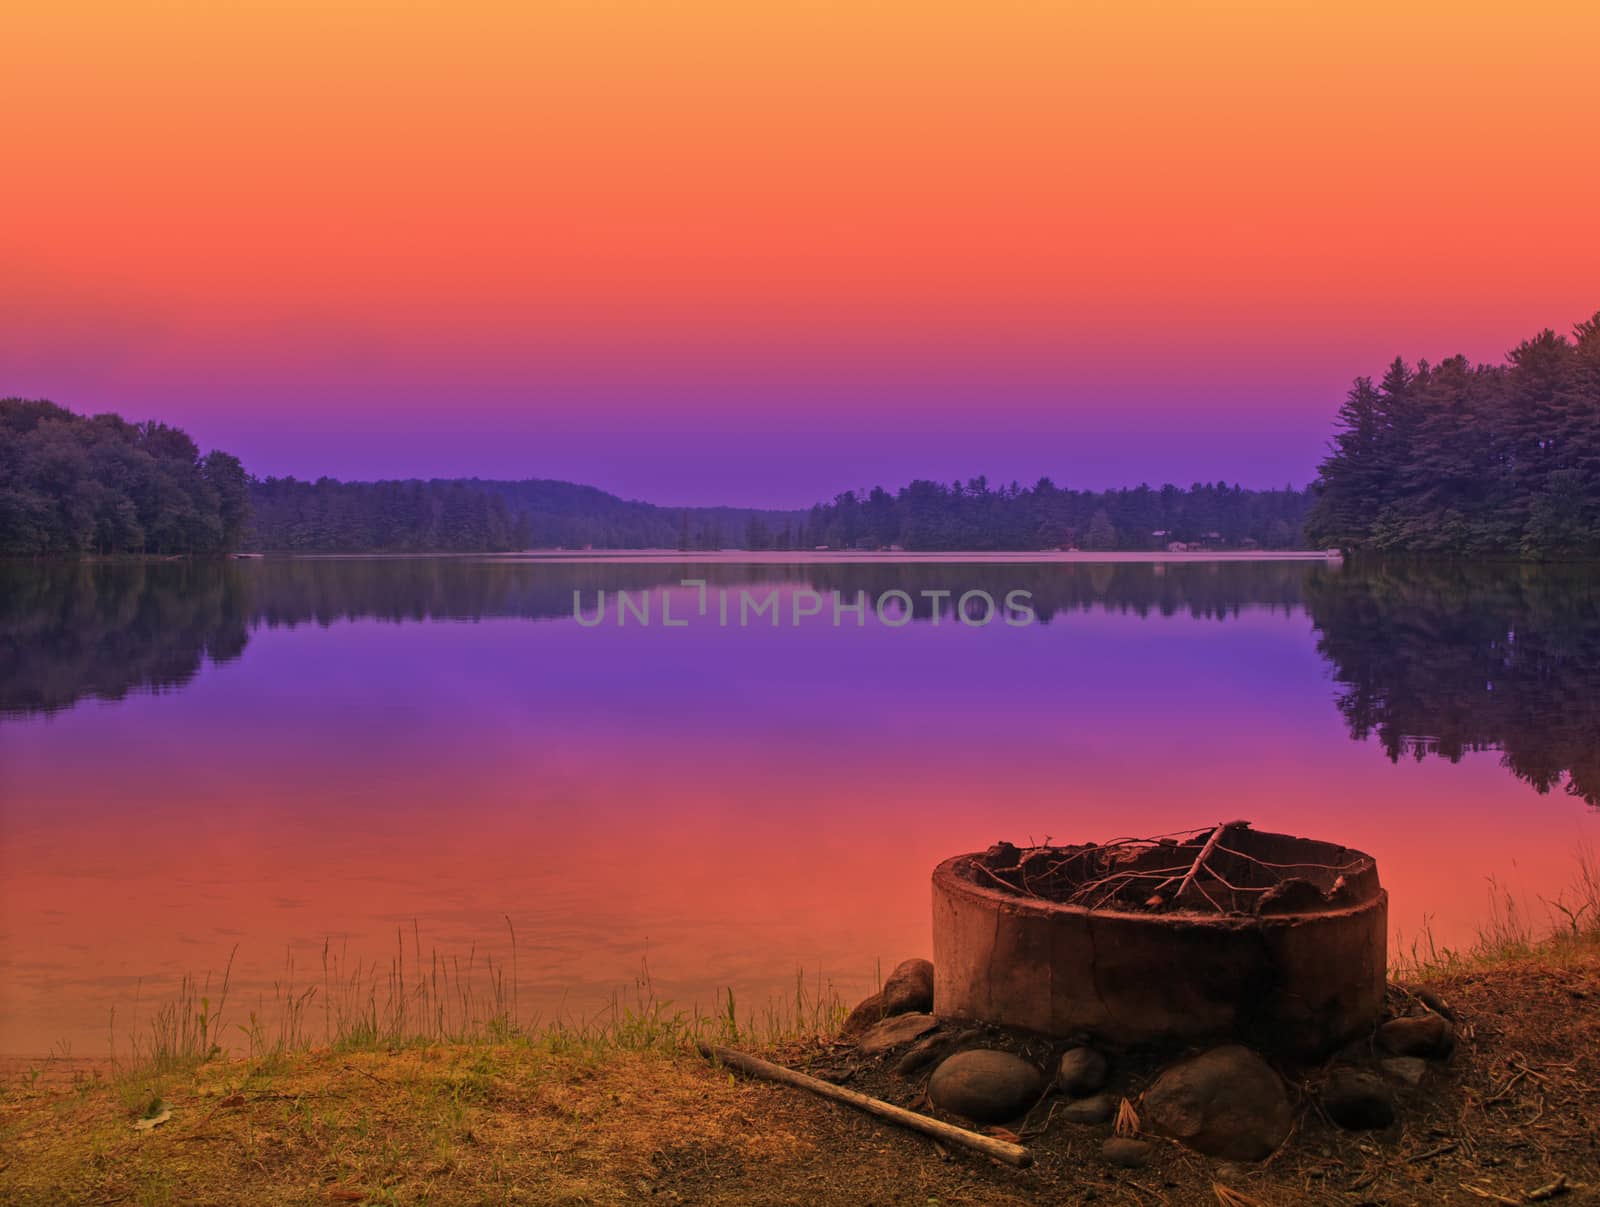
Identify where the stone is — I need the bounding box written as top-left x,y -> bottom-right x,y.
856,1012 -> 938,1055
892,1028 -> 977,1079
1321,1068 -> 1396,1130
1059,1093 -> 1116,1125
1393,982 -> 1458,1022
1101,1137 -> 1153,1169
840,990 -> 889,1036
1141,1045 -> 1292,1162
1378,1014 -> 1454,1059
1057,1046 -> 1110,1097
881,958 -> 935,1014
927,1049 -> 1045,1124
840,958 -> 934,1035
1380,1057 -> 1428,1087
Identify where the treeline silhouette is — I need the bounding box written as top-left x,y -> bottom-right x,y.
1306,313 -> 1600,557
1305,560 -> 1600,806
0,398 -> 250,556
244,476 -> 809,553
2,400 -> 1312,555
246,477 -> 1313,553
247,477 -> 532,553
796,478 -> 1313,551
473,480 -> 804,551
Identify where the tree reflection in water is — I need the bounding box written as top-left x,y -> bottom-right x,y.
1305,561 -> 1600,807
4,556 -> 1597,807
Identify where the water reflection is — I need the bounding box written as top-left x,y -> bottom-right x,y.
0,557 -> 1310,717
0,561 -> 249,717
1305,560 -> 1600,806
3,556 -> 1598,806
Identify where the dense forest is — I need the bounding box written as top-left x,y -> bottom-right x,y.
795,478 -> 1313,551
1,399 -> 1313,554
26,320 -> 1600,559
242,478 -> 1311,554
0,398 -> 250,556
246,476 -> 1313,552
1306,313 -> 1600,557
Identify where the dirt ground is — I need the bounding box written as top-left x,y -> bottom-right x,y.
3,946 -> 1598,1205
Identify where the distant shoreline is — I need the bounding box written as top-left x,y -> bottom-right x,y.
480,549 -> 1345,564
7,549 -> 1345,564
21,549 -> 1600,565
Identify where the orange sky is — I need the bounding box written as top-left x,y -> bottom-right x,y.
5,2 -> 1599,499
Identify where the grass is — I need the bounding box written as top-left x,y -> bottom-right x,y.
1,931 -> 852,1205
3,1039 -> 820,1204
1391,845 -> 1600,979
90,846 -> 1600,1084
107,920 -> 850,1081
6,853 -> 1600,1204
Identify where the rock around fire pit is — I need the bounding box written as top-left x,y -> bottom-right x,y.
931,821 -> 1387,1055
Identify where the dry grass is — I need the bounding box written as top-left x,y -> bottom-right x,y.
0,931 -> 857,1204
104,925 -> 849,1079
0,1043 -> 823,1205
10,935 -> 1598,1205
1393,846 -> 1600,980
6,855 -> 1600,1204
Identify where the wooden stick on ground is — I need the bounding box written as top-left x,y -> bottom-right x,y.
696,1042 -> 1033,1169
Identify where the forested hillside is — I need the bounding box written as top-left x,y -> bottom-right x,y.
1,398 -> 1312,555
1306,313 -> 1600,557
249,476 -> 1308,552
471,480 -> 804,550
0,398 -> 249,556
247,477 -> 530,552
13,312 -> 1600,558
245,477 -> 804,551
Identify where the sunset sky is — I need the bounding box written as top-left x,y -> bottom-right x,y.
6,1 -> 1598,506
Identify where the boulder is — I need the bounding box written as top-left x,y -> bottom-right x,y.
1379,1056 -> 1428,1087
882,958 -> 935,1014
1101,1137 -> 1153,1169
840,991 -> 889,1036
1141,1045 -> 1292,1162
841,958 -> 934,1035
1321,1068 -> 1396,1130
1059,1093 -> 1116,1125
1057,1046 -> 1110,1097
1378,1014 -> 1454,1059
928,1049 -> 1044,1123
856,1012 -> 938,1056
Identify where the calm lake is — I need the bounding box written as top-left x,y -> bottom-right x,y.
3,555 -> 1598,1056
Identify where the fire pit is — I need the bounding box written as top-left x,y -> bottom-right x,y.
930,822 -> 1387,1055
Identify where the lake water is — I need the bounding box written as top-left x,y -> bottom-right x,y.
3,555 -> 1598,1056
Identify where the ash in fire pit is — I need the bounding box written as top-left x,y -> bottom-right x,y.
932,821 -> 1388,1056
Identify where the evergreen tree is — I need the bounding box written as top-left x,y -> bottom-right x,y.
1084,508 -> 1118,551
1308,312 -> 1600,558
